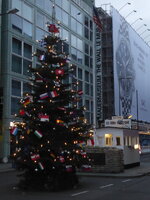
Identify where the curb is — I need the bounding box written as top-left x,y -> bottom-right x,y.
77,171 -> 150,178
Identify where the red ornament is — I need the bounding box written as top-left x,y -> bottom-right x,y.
48,24 -> 59,33
19,109 -> 25,116
55,69 -> 64,76
59,156 -> 65,163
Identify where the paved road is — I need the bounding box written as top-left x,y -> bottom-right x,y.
1,171 -> 150,200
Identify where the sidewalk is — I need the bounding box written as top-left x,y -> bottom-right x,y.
0,162 -> 150,178
77,162 -> 150,178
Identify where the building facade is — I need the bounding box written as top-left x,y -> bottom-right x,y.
96,7 -> 114,126
0,0 -> 96,160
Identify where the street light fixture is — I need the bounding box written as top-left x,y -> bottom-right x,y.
0,8 -> 19,16
125,10 -> 137,19
140,29 -> 150,36
119,2 -> 131,11
136,24 -> 147,32
131,18 -> 143,26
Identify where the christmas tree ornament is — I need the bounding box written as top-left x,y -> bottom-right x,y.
34,130 -> 43,139
10,127 -> 18,136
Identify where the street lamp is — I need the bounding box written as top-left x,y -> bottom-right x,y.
131,18 -> 143,26
136,24 -> 147,31
119,2 -> 131,11
140,29 -> 150,36
0,8 -> 19,16
125,10 -> 137,19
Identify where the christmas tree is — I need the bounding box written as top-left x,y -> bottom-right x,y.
10,23 -> 92,191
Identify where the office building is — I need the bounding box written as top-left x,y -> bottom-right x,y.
0,0 -> 96,160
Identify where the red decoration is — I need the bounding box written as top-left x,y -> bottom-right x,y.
78,90 -> 83,95
48,24 -> 59,33
19,109 -> 25,116
55,69 -> 64,76
31,154 -> 40,161
59,156 -> 65,163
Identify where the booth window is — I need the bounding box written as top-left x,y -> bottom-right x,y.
105,134 -> 112,146
116,137 -> 121,146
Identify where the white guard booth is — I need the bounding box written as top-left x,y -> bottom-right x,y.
95,116 -> 140,167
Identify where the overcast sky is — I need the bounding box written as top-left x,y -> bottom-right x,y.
95,0 -> 150,41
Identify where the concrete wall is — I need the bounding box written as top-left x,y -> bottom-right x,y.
85,147 -> 124,173
124,146 -> 140,166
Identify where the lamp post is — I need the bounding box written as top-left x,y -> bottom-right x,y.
119,2 -> 131,11
125,10 -> 137,19
131,18 -> 142,26
0,8 -> 19,16
136,24 -> 147,32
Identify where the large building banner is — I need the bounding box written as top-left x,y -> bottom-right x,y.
112,7 -> 150,122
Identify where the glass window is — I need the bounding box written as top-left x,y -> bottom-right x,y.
105,134 -> 113,146
24,43 -> 32,59
63,42 -> 69,55
91,101 -> 93,111
78,80 -> 82,90
84,27 -> 89,39
62,0 -> 69,12
45,0 -> 52,13
23,20 -> 32,37
12,80 -> 21,96
12,15 -> 22,33
77,51 -> 83,64
36,28 -> 44,41
36,0 -> 44,8
23,82 -> 32,94
71,47 -> 77,61
71,4 -> 76,17
12,0 -> 21,16
85,100 -> 89,110
71,17 -> 76,32
77,38 -> 82,51
85,55 -> 89,67
90,85 -> 93,96
12,55 -> 22,74
56,6 -> 61,21
55,0 -> 61,6
23,59 -> 32,76
90,57 -> 93,68
12,38 -> 22,55
84,16 -> 89,27
90,31 -> 93,41
36,12 -> 44,29
78,99 -> 83,108
85,43 -> 89,54
62,11 -> 69,26
90,20 -> 93,30
62,28 -> 69,41
90,46 -> 93,56
85,71 -> 89,82
85,83 -> 89,95
78,68 -> 82,79
71,4 -> 82,22
11,97 -> 20,115
90,73 -> 93,83
116,137 -> 121,146
77,22 -> 82,36
71,34 -> 76,48
23,3 -> 32,22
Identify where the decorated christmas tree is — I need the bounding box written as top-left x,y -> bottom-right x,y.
10,23 -> 92,191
